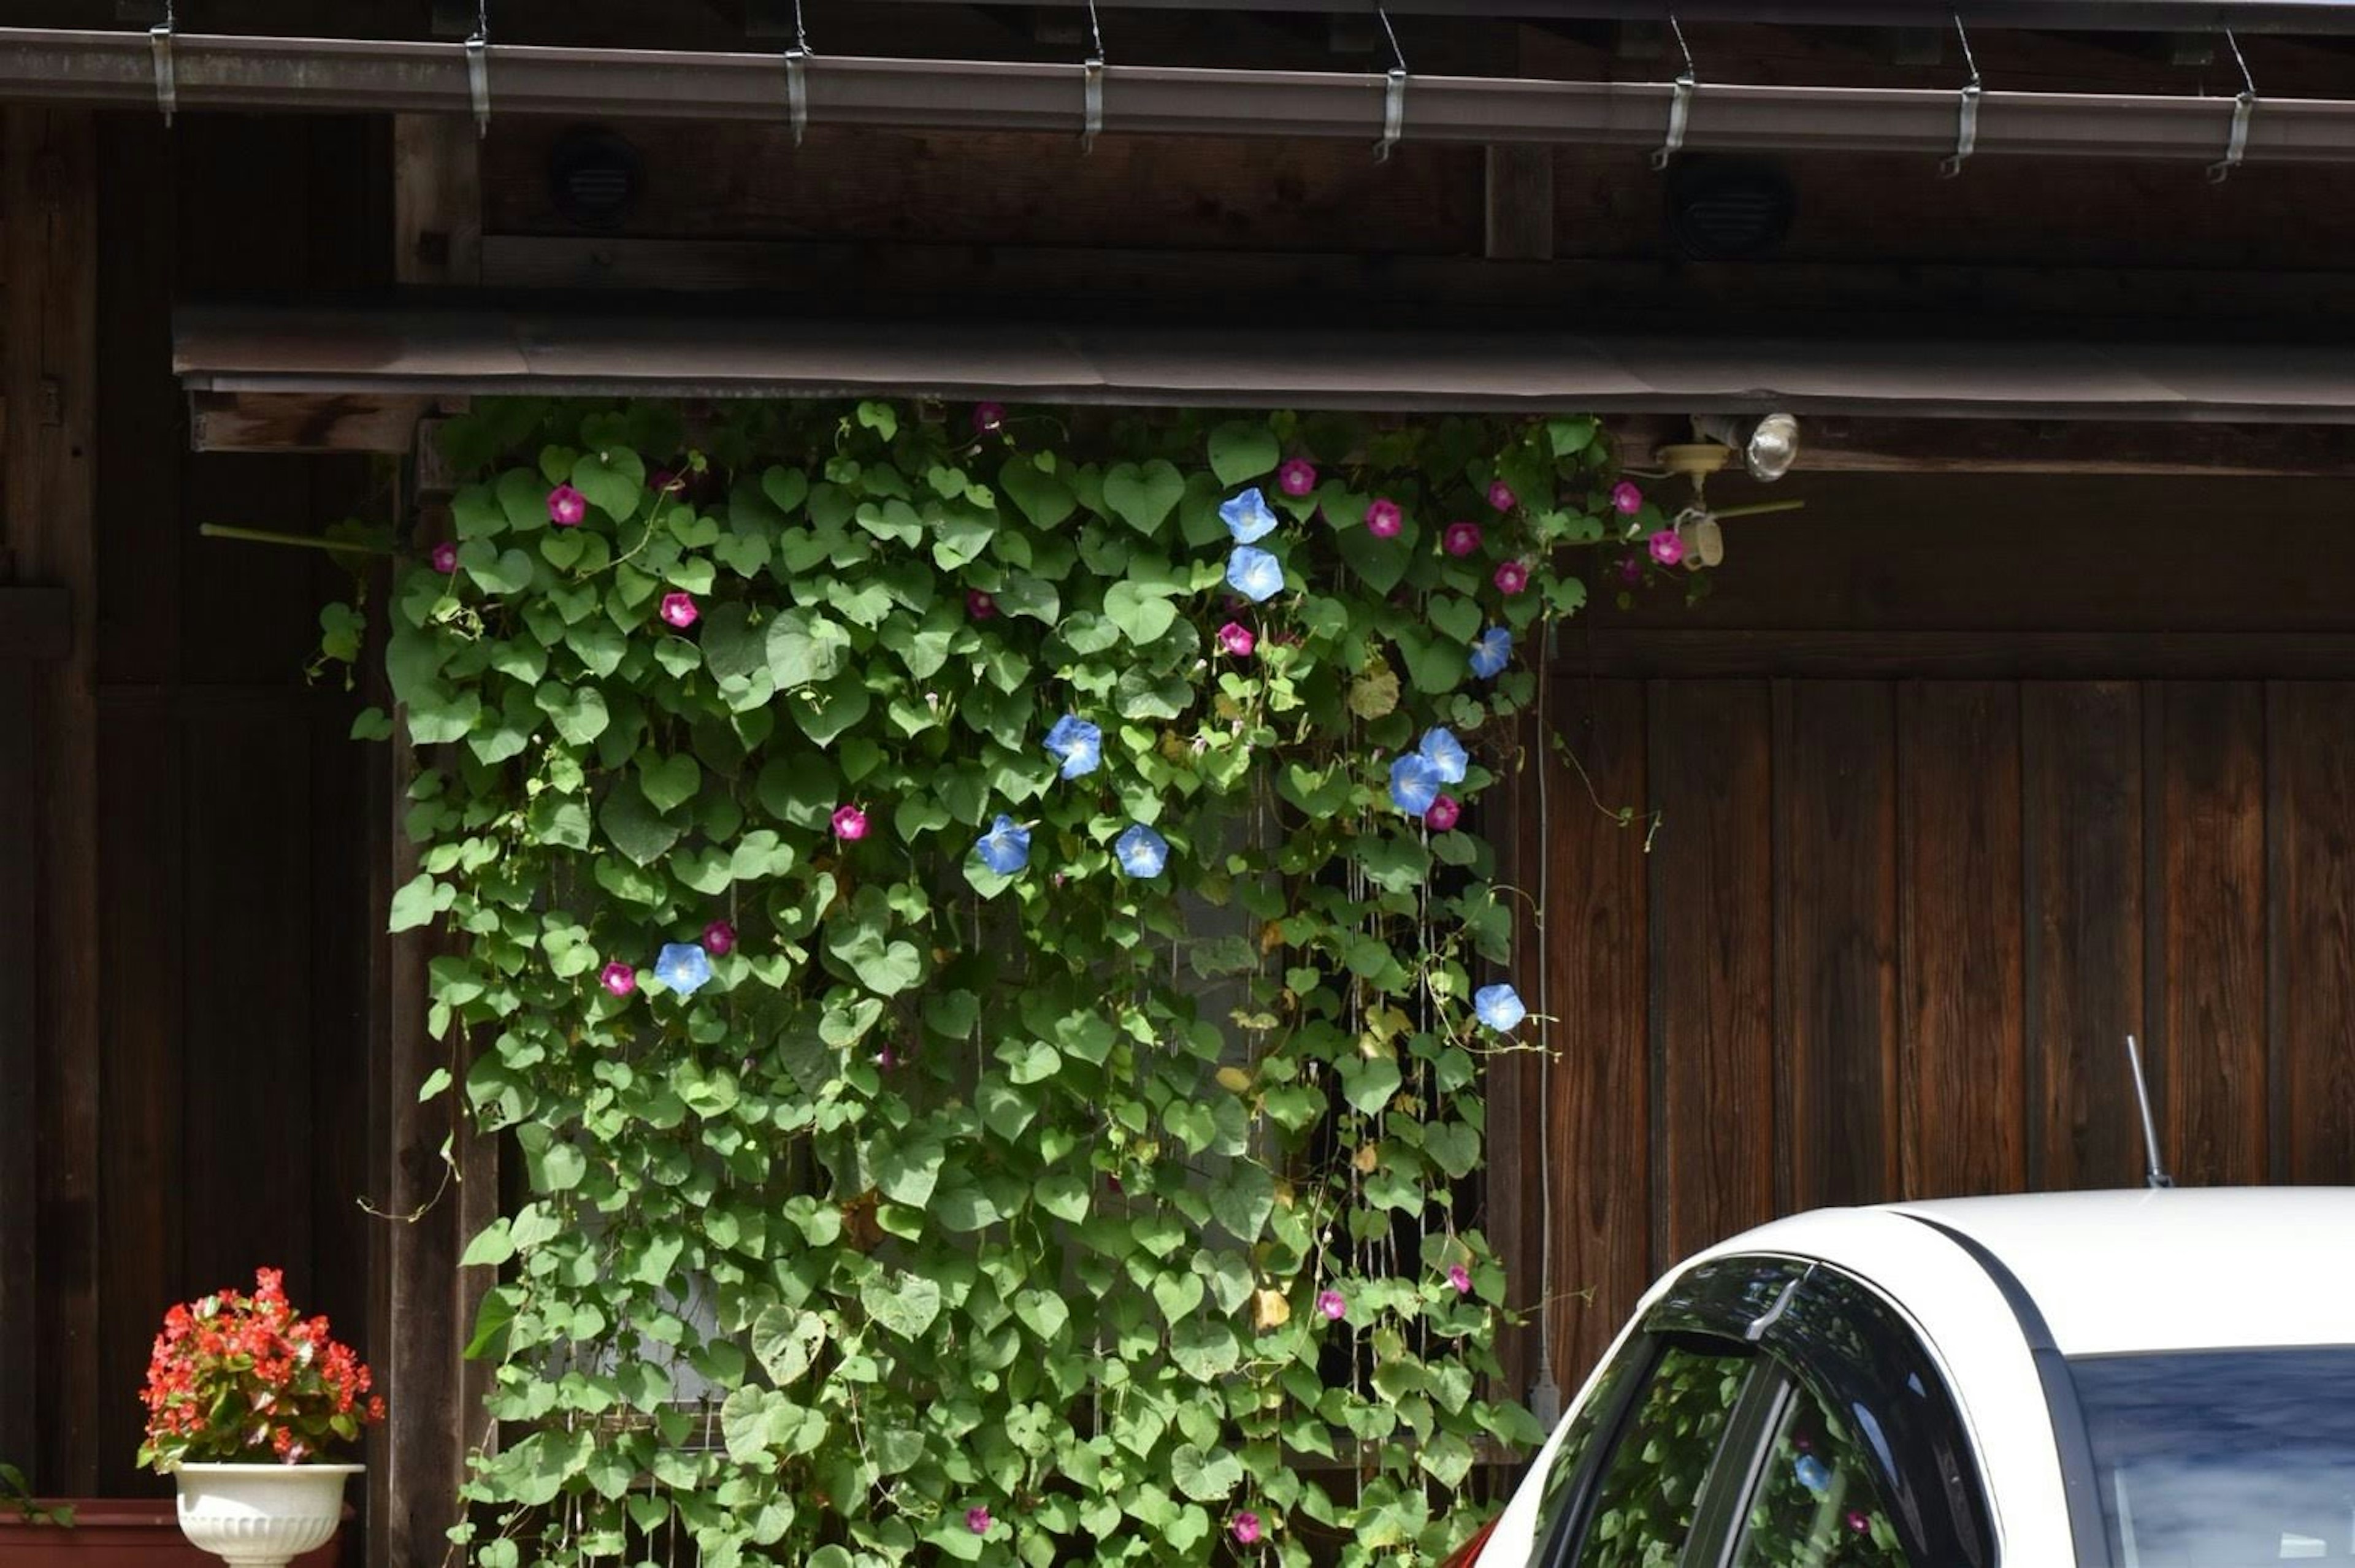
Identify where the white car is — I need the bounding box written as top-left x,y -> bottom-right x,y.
1460,1187 -> 2355,1567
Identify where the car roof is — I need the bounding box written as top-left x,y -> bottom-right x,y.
1712,1187 -> 2355,1358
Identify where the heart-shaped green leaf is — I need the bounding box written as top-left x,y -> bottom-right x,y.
1207,421 -> 1280,487
637,752 -> 702,814
998,456 -> 1076,530
1101,460 -> 1186,535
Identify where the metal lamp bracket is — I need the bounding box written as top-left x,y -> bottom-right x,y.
1375,4 -> 1407,161
783,0 -> 813,146
465,1 -> 491,138
1650,15 -> 1696,172
1940,15 -> 1980,178
150,5 -> 177,126
1080,0 -> 1106,151
2208,29 -> 2257,183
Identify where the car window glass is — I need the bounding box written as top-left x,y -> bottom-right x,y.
1522,1344 -> 1644,1567
1729,1380 -> 1914,1568
1572,1343 -> 1753,1568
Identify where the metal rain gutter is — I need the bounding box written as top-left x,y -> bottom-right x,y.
6,26 -> 2355,166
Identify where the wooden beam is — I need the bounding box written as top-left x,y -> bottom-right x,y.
375,113 -> 486,1568
190,390 -> 431,454
1610,415 -> 2355,478
1553,630 -> 2355,681
4,104 -> 99,1496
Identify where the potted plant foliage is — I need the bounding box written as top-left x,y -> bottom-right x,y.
138,1270 -> 381,1568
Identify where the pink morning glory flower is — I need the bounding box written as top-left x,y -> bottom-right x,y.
971,402 -> 1006,434
429,541 -> 459,575
832,804 -> 868,841
1231,1512 -> 1263,1545
1316,1289 -> 1346,1321
1442,521 -> 1482,557
659,592 -> 699,629
547,484 -> 588,527
1619,556 -> 1645,586
1493,560 -> 1530,594
1611,480 -> 1644,516
966,589 -> 997,620
1487,480 -> 1517,512
702,919 -> 735,956
1447,1263 -> 1473,1295
1846,1511 -> 1871,1535
965,1507 -> 992,1535
1277,458 -> 1317,497
1217,621 -> 1257,658
1365,498 -> 1403,538
1426,794 -> 1461,833
1648,528 -> 1686,567
599,962 -> 636,998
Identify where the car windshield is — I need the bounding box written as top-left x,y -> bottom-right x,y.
2071,1347 -> 2355,1567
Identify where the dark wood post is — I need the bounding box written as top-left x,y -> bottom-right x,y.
2,105 -> 100,1494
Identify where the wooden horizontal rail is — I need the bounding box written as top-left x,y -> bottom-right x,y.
1552,629 -> 2355,679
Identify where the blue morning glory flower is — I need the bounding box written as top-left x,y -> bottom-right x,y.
1473,983 -> 1526,1031
654,942 -> 714,997
1419,727 -> 1468,785
1043,713 -> 1102,779
1794,1455 -> 1832,1496
1468,626 -> 1512,681
975,814 -> 1031,875
1227,545 -> 1284,603
1113,823 -> 1169,878
1388,752 -> 1442,816
1219,487 -> 1279,545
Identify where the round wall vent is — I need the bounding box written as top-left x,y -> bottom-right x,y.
548,126 -> 641,231
1664,156 -> 1796,262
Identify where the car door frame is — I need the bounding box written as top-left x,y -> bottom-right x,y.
1532,1252 -> 1997,1568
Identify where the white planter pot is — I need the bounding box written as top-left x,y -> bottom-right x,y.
174,1463 -> 361,1568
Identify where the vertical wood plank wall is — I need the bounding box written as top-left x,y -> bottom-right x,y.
1503,670 -> 2355,1390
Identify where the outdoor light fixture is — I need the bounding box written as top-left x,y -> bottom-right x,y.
1692,411 -> 1802,481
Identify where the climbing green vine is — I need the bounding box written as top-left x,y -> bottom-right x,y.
331,397 -> 1690,1567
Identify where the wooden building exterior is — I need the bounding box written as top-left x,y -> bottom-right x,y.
7,4 -> 2355,1559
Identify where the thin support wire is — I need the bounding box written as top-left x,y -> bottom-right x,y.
1528,633 -> 1561,1429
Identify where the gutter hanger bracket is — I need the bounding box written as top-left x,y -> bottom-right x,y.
783,0 -> 813,145
149,1 -> 175,126
1080,0 -> 1106,151
1939,13 -> 1980,177
1650,14 -> 1696,172
464,0 -> 491,138
1375,3 -> 1407,162
2208,28 -> 2257,183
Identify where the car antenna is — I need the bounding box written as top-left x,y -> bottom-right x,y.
2126,1034 -> 2173,1190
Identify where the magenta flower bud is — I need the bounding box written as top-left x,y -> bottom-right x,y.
650,468 -> 686,495
1442,521 -> 1483,557
1316,1289 -> 1346,1321
966,589 -> 997,620
1217,621 -> 1257,658
429,541 -> 460,575
1493,560 -> 1530,594
1230,1512 -> 1263,1545
1846,1511 -> 1871,1535
1447,1263 -> 1473,1295
1619,555 -> 1645,586
1487,480 -> 1517,512
659,592 -> 699,629
702,920 -> 735,956
599,962 -> 637,998
1365,498 -> 1403,538
875,1046 -> 898,1072
965,1507 -> 992,1535
831,804 -> 869,841
1611,479 -> 1644,516
1277,458 -> 1317,497
971,402 -> 1006,434
1648,528 -> 1685,567
1425,794 -> 1461,833
547,484 -> 588,527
